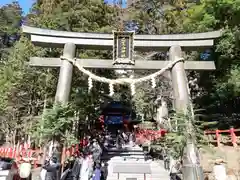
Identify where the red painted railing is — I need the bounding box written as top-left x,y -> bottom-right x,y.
0,139 -> 89,168
135,127 -> 240,148
2,128 -> 238,167
204,128 -> 239,147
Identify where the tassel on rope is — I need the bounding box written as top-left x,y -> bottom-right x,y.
109,83 -> 114,96
130,83 -> 135,96
151,76 -> 156,88
88,77 -> 93,93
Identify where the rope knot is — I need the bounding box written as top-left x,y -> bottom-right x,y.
60,56 -> 76,65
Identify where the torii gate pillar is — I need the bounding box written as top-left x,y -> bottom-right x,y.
170,45 -> 204,180
169,45 -> 190,111
55,43 -> 76,103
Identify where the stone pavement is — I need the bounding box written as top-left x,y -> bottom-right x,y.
103,145 -> 170,180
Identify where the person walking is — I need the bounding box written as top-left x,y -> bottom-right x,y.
79,152 -> 90,180
116,130 -> 124,149
71,152 -> 83,180
43,156 -> 61,180
90,139 -> 102,164
100,162 -> 108,180
92,163 -> 101,180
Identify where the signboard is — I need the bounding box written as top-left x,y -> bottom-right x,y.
105,115 -> 130,124
105,115 -> 123,124
113,31 -> 134,65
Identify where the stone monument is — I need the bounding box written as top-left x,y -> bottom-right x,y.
156,97 -> 169,130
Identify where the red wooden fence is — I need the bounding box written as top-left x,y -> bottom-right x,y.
204,128 -> 239,147
1,128 -> 238,168
0,139 -> 89,168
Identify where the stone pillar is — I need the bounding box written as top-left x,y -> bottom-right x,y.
55,43 -> 76,103
169,45 -> 204,180
169,45 -> 189,112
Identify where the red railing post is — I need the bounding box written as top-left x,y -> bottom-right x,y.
34,159 -> 37,168
216,129 -> 221,147
71,145 -> 75,155
230,127 -> 237,147
61,146 -> 66,173
0,148 -> 3,157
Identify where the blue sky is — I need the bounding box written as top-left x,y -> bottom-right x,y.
0,0 -> 34,14
0,0 -> 127,14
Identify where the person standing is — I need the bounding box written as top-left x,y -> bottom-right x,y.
92,164 -> 101,180
91,140 -> 102,164
43,156 -> 61,180
116,130 -> 124,149
88,153 -> 94,180
100,162 -> 108,180
71,152 -> 83,180
79,152 -> 90,180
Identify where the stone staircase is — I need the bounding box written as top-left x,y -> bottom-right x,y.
102,145 -> 170,180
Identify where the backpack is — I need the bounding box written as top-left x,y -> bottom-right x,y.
19,162 -> 31,178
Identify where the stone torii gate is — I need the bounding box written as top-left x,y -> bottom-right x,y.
22,25 -> 221,180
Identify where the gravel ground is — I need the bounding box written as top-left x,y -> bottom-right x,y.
201,146 -> 240,179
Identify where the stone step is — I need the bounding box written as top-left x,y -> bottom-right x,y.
107,178 -> 169,180
102,155 -> 145,161
107,172 -> 170,176
106,159 -> 166,166
106,158 -> 152,164
107,175 -> 170,180
104,145 -> 169,180
107,160 -> 146,164
107,171 -> 169,178
109,162 -> 152,166
103,154 -> 145,158
105,151 -> 144,155
106,171 -> 170,178
102,154 -> 145,158
106,165 -> 169,180
107,147 -> 143,152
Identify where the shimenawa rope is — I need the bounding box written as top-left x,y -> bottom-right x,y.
60,56 -> 184,96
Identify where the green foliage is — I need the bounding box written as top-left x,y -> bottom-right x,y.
0,36 -> 47,136
0,0 -> 239,146
32,103 -> 77,146
126,0 -> 240,126
0,0 -> 118,144
0,1 -> 22,34
156,109 -> 213,159
28,0 -> 117,32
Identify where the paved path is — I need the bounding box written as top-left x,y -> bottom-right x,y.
103,145 -> 170,180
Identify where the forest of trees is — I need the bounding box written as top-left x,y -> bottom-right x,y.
0,0 -> 239,147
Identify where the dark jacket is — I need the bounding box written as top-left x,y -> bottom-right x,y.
60,159 -> 76,180
100,166 -> 108,180
71,157 -> 82,180
43,162 -> 61,180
